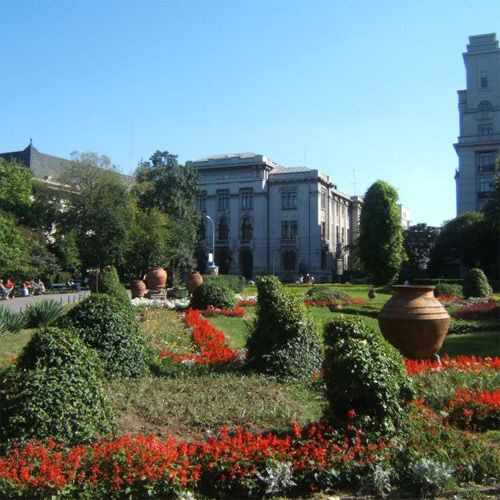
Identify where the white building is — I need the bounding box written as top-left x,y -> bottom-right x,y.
455,33 -> 500,214
187,153 -> 362,282
397,204 -> 411,229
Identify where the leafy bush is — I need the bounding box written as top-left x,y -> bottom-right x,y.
67,294 -> 151,378
190,282 -> 235,310
323,316 -> 414,437
23,300 -> 65,328
305,285 -> 349,302
462,268 -> 493,298
0,307 -> 27,334
407,458 -> 454,496
93,265 -> 130,304
0,327 -> 114,448
202,274 -> 245,292
167,287 -> 189,300
434,282 -> 463,297
246,275 -> 322,382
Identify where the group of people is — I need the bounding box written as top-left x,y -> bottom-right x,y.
0,278 -> 46,300
298,274 -> 315,284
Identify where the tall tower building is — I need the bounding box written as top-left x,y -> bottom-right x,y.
454,33 -> 500,214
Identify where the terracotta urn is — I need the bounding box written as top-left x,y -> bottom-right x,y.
186,271 -> 203,294
378,285 -> 450,359
146,267 -> 167,291
130,279 -> 146,299
368,288 -> 377,299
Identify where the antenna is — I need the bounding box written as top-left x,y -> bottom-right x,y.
352,169 -> 357,196
129,123 -> 134,167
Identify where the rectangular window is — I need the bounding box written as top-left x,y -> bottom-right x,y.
281,220 -> 297,239
480,179 -> 492,192
336,201 -> 339,215
217,190 -> 229,211
336,225 -> 339,241
290,221 -> 297,239
321,190 -> 327,210
281,221 -> 289,240
197,192 -> 207,212
481,71 -> 488,88
478,123 -> 493,136
341,227 -> 345,243
282,188 -> 297,209
477,151 -> 496,172
240,189 -> 253,210
321,222 -> 326,238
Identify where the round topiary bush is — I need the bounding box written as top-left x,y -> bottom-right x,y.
67,294 -> 151,378
434,283 -> 463,297
306,285 -> 349,302
92,265 -> 130,304
462,268 -> 492,298
0,327 -> 114,448
323,316 -> 414,437
246,275 -> 323,381
190,282 -> 235,310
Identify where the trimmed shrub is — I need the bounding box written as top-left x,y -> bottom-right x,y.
23,300 -> 66,328
0,327 -> 114,448
190,282 -> 235,310
246,275 -> 322,381
67,294 -> 151,378
323,316 -> 414,437
0,307 -> 27,334
306,285 -> 349,302
434,283 -> 463,297
462,268 -> 493,298
93,265 -> 130,304
202,274 -> 245,292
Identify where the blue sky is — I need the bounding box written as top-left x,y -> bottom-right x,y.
1,0 -> 499,226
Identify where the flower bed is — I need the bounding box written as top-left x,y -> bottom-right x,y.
444,388 -> 500,432
160,309 -> 239,365
405,354 -> 500,375
304,297 -> 366,307
453,300 -> 499,320
130,297 -> 190,310
199,305 -> 246,317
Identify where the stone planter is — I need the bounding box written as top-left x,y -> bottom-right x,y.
378,285 -> 450,359
146,267 -> 167,292
130,280 -> 146,299
186,271 -> 203,295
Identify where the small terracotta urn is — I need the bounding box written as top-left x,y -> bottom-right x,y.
368,288 -> 377,299
186,271 -> 203,294
130,280 -> 146,299
378,285 -> 450,359
146,267 -> 167,291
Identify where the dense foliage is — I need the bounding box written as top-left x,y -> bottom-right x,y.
93,265 -> 130,304
403,223 -> 439,275
358,180 -> 406,285
23,300 -> 66,328
67,294 -> 151,378
323,316 -> 414,437
202,274 -> 246,292
0,328 -> 114,448
190,282 -> 235,310
305,285 -> 349,302
0,308 -> 27,335
246,275 -> 322,381
434,282 -> 463,297
462,268 -> 492,298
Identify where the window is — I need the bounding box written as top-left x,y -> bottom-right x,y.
336,225 -> 339,241
217,190 -> 229,211
478,123 -> 493,136
480,71 -> 488,88
218,218 -> 229,240
321,190 -> 327,210
283,250 -> 296,271
281,188 -> 297,209
341,227 -> 345,243
197,191 -> 207,212
480,179 -> 493,192
281,220 -> 297,240
240,189 -> 253,210
241,217 -> 252,240
478,100 -> 493,111
336,201 -> 339,215
321,222 -> 326,238
478,151 -> 496,172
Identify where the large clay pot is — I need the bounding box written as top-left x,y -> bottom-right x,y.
378,285 -> 450,359
146,267 -> 167,291
130,280 -> 146,299
186,271 -> 203,294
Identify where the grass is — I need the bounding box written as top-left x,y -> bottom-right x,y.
440,330 -> 500,357
109,374 -> 325,440
0,329 -> 34,367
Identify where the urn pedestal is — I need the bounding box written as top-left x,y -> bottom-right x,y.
378,285 -> 450,359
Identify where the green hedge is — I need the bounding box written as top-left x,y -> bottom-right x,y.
202,274 -> 245,292
190,282 -> 235,310
412,279 -> 464,286
463,268 -> 493,298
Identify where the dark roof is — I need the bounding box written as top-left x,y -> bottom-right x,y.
0,144 -> 134,185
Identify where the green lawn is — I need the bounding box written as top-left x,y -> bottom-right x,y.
440,330 -> 500,357
0,329 -> 34,367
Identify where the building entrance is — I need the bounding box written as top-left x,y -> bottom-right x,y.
240,249 -> 253,280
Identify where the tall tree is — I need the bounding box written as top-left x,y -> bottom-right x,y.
358,180 -> 406,285
403,223 -> 440,273
0,158 -> 34,216
133,150 -> 200,270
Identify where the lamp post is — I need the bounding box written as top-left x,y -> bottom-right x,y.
205,215 -> 215,269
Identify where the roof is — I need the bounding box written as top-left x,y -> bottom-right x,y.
192,152 -> 260,162
269,166 -> 312,175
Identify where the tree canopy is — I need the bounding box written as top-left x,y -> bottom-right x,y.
358,180 -> 406,285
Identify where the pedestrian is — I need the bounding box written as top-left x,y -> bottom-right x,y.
4,278 -> 14,299
0,280 -> 9,300
21,281 -> 30,297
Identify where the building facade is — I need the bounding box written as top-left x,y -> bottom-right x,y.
187,153 -> 362,282
455,33 -> 500,214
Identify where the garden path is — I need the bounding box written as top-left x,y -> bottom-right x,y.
0,292 -> 90,313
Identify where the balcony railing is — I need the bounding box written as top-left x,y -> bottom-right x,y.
478,191 -> 493,200
478,164 -> 497,173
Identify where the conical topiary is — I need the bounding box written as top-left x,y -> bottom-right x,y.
463,268 -> 492,298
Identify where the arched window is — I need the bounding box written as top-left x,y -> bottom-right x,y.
478,100 -> 493,111
283,250 -> 296,271
218,218 -> 229,241
241,217 -> 252,240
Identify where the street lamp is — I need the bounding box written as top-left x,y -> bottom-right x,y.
205,215 -> 215,268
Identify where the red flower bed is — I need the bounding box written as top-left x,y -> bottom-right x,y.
437,294 -> 466,304
404,354 -> 500,375
160,309 -> 239,365
453,300 -> 499,320
445,388 -> 500,431
199,305 -> 245,317
0,423 -> 387,497
304,297 -> 366,307
237,299 -> 257,307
